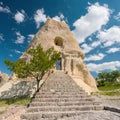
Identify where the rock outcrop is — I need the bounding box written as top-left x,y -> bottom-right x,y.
0,80 -> 36,99
20,18 -> 98,93
0,18 -> 98,99
0,72 -> 9,87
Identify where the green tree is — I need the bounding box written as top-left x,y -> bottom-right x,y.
98,72 -> 108,81
110,70 -> 120,82
97,70 -> 120,82
5,44 -> 61,91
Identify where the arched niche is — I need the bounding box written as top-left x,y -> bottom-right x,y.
54,36 -> 63,47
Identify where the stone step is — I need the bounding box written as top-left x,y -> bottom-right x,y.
41,85 -> 80,87
40,89 -> 83,92
21,110 -> 103,120
42,82 -> 79,84
30,101 -> 101,107
42,85 -> 78,87
42,82 -> 78,85
32,97 -> 95,102
41,83 -> 81,86
41,87 -> 82,90
21,71 -> 103,120
36,91 -> 86,95
26,105 -> 103,113
35,94 -> 90,98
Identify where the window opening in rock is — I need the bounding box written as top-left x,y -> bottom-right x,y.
54,37 -> 63,47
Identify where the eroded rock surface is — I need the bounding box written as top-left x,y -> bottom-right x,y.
0,72 -> 9,87
20,18 -> 98,93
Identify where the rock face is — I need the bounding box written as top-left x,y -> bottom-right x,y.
0,80 -> 36,99
0,73 -> 49,99
21,18 -> 98,93
0,72 -> 9,87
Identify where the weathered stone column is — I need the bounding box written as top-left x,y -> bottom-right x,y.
72,58 -> 79,76
64,57 -> 72,75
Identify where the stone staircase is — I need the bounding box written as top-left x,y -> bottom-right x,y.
21,71 -> 103,120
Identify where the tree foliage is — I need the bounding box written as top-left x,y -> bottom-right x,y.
97,70 -> 120,82
5,44 -> 61,91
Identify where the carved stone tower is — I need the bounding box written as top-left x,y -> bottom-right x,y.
21,18 -> 98,92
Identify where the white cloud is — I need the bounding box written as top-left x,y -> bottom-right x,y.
80,27 -> 120,56
87,61 -> 120,72
0,5 -> 11,13
34,8 -> 47,28
107,47 -> 120,53
0,2 -> 3,5
27,34 -> 34,43
9,54 -> 13,57
14,10 -> 25,23
81,43 -> 93,54
53,13 -> 65,22
85,53 -> 105,62
0,34 -> 4,41
98,26 -> 120,47
0,2 -> 10,13
81,40 -> 101,54
34,9 -> 67,28
15,32 -> 25,44
28,34 -> 34,40
14,50 -> 23,54
91,41 -> 101,47
88,37 -> 92,41
114,12 -> 120,21
72,2 -> 111,43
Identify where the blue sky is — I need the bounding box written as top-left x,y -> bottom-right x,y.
0,0 -> 120,77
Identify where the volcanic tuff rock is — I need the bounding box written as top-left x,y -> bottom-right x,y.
0,72 -> 9,87
20,18 -> 84,61
20,18 -> 97,93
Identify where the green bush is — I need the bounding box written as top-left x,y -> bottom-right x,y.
97,80 -> 105,87
97,70 -> 120,82
98,81 -> 120,96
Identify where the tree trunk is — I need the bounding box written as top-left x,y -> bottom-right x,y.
36,79 -> 40,92
36,73 -> 45,92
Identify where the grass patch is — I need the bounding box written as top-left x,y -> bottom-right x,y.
98,82 -> 120,96
98,82 -> 120,91
0,110 -> 6,115
0,96 -> 31,106
99,90 -> 120,96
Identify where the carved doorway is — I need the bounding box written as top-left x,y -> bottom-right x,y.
56,58 -> 62,70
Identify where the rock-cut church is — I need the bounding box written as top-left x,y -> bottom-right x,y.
20,18 -> 98,93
